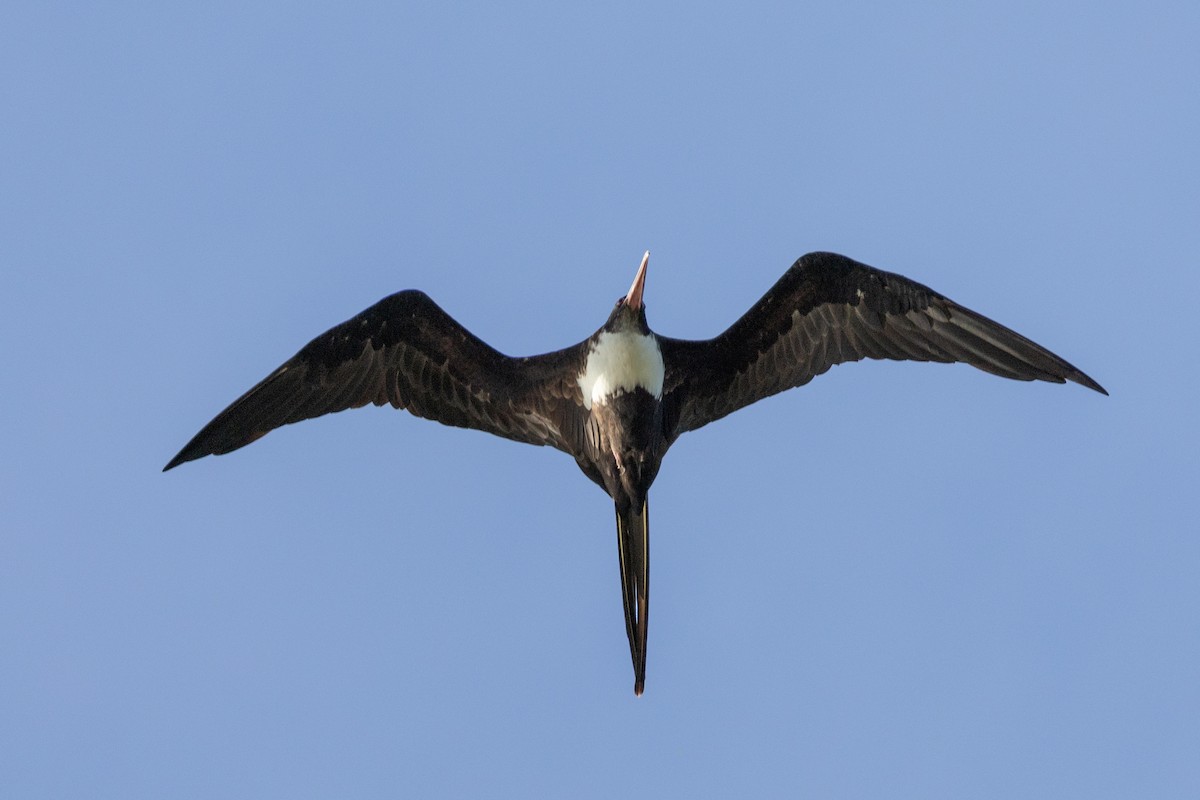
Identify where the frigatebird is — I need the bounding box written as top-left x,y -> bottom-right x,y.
165,251 -> 1106,695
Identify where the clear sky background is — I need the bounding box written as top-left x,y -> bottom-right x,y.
3,2 -> 1196,798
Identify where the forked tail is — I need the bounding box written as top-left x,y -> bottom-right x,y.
615,497 -> 649,696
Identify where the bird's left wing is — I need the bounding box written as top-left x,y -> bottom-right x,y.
658,252 -> 1106,440
165,290 -> 585,470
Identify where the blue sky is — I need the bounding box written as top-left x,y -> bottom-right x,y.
3,2 -> 1197,797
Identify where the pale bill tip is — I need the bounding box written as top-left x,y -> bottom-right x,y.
626,251 -> 650,308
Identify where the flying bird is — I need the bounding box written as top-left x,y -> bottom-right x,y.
165,251 -> 1106,695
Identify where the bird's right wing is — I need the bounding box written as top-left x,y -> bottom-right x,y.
658,252 -> 1106,441
165,290 -> 585,470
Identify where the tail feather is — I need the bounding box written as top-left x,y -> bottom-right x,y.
615,498 -> 649,696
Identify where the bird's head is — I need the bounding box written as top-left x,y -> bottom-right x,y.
605,250 -> 651,333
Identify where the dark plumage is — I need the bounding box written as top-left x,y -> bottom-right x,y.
166,251 -> 1105,694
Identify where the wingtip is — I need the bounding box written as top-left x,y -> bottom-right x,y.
1073,371 -> 1108,396
162,447 -> 200,472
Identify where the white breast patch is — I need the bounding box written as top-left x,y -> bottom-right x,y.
577,331 -> 664,409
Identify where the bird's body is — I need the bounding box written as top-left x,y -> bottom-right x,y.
165,251 -> 1105,695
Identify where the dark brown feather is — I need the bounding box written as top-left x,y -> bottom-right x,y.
659,252 -> 1106,440
164,291 -> 584,471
